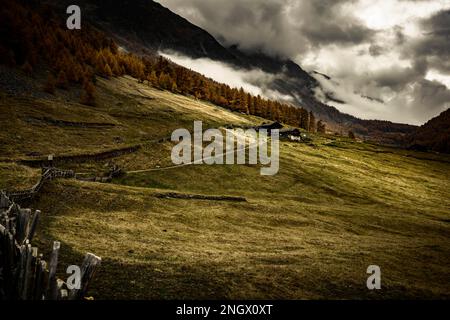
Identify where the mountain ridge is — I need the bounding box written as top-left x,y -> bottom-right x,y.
46,0 -> 420,141
408,108 -> 450,153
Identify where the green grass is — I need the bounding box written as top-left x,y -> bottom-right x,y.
1,75 -> 449,299
0,162 -> 41,190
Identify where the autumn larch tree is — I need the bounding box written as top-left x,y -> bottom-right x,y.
309,111 -> 316,133
81,80 -> 96,106
56,70 -> 68,89
21,60 -> 33,75
1,0 -> 329,134
299,108 -> 310,130
317,120 -> 326,134
44,74 -> 56,94
104,63 -> 113,78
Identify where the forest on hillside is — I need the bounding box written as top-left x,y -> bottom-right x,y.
0,0 -> 325,133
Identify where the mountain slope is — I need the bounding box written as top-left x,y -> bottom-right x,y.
408,108 -> 450,153
1,69 -> 449,300
1,1 -> 449,300
47,0 -> 237,62
46,0 -> 417,140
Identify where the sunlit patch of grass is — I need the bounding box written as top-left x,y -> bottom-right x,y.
0,162 -> 41,190
2,75 -> 449,299
31,134 -> 450,299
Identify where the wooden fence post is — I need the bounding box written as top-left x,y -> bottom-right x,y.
2,229 -> 15,298
22,246 -> 38,299
16,242 -> 29,299
1,180 -> 100,300
0,192 -> 10,209
33,258 -> 47,300
27,210 -> 40,242
69,253 -> 101,300
16,209 -> 31,244
57,279 -> 68,300
47,241 -> 60,300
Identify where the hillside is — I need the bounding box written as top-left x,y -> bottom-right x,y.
408,109 -> 450,153
44,0 -> 418,141
1,0 -> 322,136
0,0 -> 449,300
1,68 -> 450,299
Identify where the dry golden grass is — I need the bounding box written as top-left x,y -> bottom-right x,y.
1,75 -> 449,299
0,162 -> 41,190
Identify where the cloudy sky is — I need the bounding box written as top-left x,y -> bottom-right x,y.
158,0 -> 450,125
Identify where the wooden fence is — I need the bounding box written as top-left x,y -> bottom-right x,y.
6,167 -> 75,203
74,165 -> 123,183
0,190 -> 101,300
19,145 -> 140,168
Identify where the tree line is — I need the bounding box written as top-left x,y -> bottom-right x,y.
0,0 -> 326,133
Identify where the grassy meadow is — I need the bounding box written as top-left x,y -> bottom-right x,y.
0,74 -> 449,299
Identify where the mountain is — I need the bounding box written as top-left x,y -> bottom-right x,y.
45,0 -> 417,140
46,0 -> 237,62
1,0 -> 450,300
408,109 -> 450,153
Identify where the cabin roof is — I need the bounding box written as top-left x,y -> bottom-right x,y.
255,122 -> 284,130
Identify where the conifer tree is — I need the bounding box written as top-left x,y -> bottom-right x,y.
299,108 -> 310,130
317,120 -> 326,133
104,63 -> 113,78
171,81 -> 178,93
309,111 -> 316,133
148,71 -> 157,85
247,93 -> 255,115
21,60 -> 33,75
44,74 -> 56,94
56,70 -> 68,89
81,80 -> 96,106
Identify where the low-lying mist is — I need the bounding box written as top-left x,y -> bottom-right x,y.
312,72 -> 450,126
160,51 -> 293,103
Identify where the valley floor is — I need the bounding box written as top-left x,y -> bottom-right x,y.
1,74 -> 449,299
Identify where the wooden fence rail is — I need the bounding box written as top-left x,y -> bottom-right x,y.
5,166 -> 123,203
0,191 -> 101,300
5,167 -> 75,203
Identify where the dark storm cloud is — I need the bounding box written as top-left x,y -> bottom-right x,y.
394,26 -> 406,45
373,58 -> 428,91
413,79 -> 450,111
406,9 -> 450,74
157,0 -> 375,58
368,44 -> 385,57
298,0 -> 376,48
400,79 -> 450,122
158,0 -> 450,124
303,19 -> 374,46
